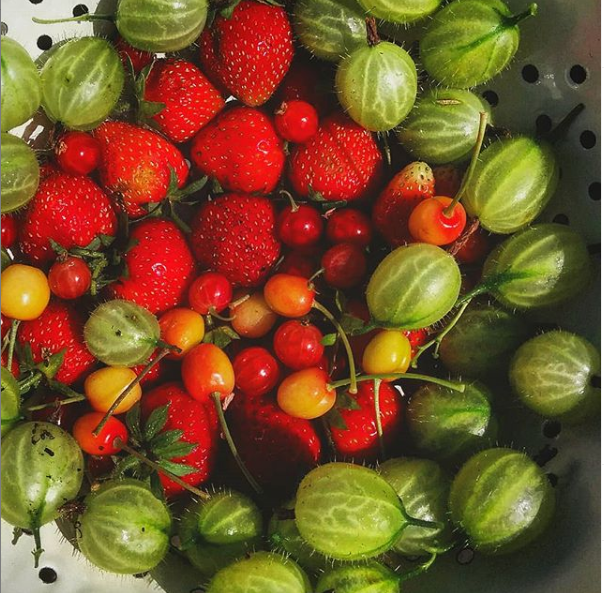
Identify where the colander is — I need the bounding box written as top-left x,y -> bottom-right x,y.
1,0 -> 600,591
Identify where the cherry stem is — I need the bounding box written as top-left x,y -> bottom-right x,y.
32,13 -> 114,24
373,378 -> 386,460
279,190 -> 299,212
6,319 -> 20,372
26,393 -> 87,412
329,373 -> 465,393
443,111 -> 489,218
229,293 -> 250,309
547,103 -> 586,144
505,3 -> 538,27
209,307 -> 236,322
448,218 -> 481,257
92,347 -> 173,436
313,301 -> 358,394
411,300 -> 472,368
211,392 -> 263,495
307,267 -> 325,284
113,436 -> 211,500
366,16 -> 381,47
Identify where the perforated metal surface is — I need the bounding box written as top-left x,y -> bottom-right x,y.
1,0 -> 600,591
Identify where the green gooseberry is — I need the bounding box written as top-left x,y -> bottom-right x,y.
293,0 -> 367,62
366,243 -> 461,330
397,88 -> 492,164
1,366 -> 21,436
420,0 -> 538,88
406,381 -> 498,463
357,0 -> 442,25
509,330 -> 600,423
316,561 -> 401,593
449,448 -> 555,554
84,300 -> 160,366
1,133 -> 40,213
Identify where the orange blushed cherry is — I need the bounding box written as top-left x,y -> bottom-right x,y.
73,412 -> 128,456
263,274 -> 315,318
182,343 -> 235,402
277,367 -> 336,420
408,196 -> 467,246
159,307 -> 205,358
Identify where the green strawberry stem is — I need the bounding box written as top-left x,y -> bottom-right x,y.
411,300 -> 472,368
504,3 -> 538,27
443,111 -> 489,218
211,392 -> 263,495
313,301 -> 358,394
32,14 -> 114,24
6,319 -> 20,372
25,393 -> 87,412
329,373 -> 465,393
93,346 -> 174,436
373,378 -> 385,460
113,436 -> 211,500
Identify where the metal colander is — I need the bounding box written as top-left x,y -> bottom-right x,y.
1,0 -> 600,591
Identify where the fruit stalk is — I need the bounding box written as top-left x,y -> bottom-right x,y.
32,14 -> 114,24
373,378 -> 386,459
329,373 -> 465,393
26,393 -> 86,412
6,319 -> 20,372
365,17 -> 381,47
504,3 -> 538,27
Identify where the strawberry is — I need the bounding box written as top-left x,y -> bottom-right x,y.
18,171 -> 117,264
141,382 -> 219,498
199,0 -> 294,106
190,194 -> 281,287
93,121 -> 189,217
190,106 -> 285,195
114,35 -> 154,74
372,161 -> 435,246
226,394 -> 322,493
107,218 -> 196,315
330,381 -> 404,463
288,112 -> 384,202
143,58 -> 225,144
433,164 -> 462,197
17,298 -> 96,385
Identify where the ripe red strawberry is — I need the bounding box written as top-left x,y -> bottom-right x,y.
141,382 -> 219,498
288,112 -> 384,202
18,171 -> 117,264
199,0 -> 294,106
226,393 -> 321,493
107,218 -> 196,315
115,35 -> 154,74
373,161 -> 435,246
330,381 -> 404,463
143,58 -> 225,144
17,298 -> 96,385
190,194 -> 281,287
190,106 -> 285,195
433,164 -> 462,197
93,121 -> 189,217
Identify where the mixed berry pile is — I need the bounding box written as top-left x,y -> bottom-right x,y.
0,0 -> 599,591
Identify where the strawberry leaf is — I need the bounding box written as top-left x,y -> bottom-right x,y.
37,350 -> 65,380
307,186 -> 325,202
321,333 -> 338,347
148,428 -> 183,450
156,459 -> 195,477
125,403 -> 143,445
153,440 -> 197,460
144,404 -> 169,441
336,390 -> 361,411
339,314 -> 378,336
48,239 -> 68,256
112,454 -> 141,478
139,99 -> 166,120
326,407 -> 348,431
335,290 -> 347,314
203,325 -> 240,349
210,177 -> 224,196
149,471 -> 166,502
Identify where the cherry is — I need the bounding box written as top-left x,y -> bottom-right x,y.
87,455 -> 116,480
408,196 -> 467,245
273,320 -> 325,370
274,100 -> 319,143
73,413 -> 128,456
277,367 -> 335,419
321,243 -> 367,289
115,35 -> 154,74
264,274 -> 315,318
279,251 -> 316,278
188,272 -> 233,315
233,347 -> 280,397
48,256 -> 92,299
230,291 -> 278,338
1,214 -> 17,249
182,343 -> 235,402
277,203 -> 323,249
326,209 -> 373,247
55,131 -> 102,176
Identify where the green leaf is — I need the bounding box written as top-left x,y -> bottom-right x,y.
166,167 -> 181,197
139,99 -> 166,119
149,471 -> 166,502
149,428 -> 183,450
339,313 -> 367,335
98,234 -> 116,248
48,238 -> 68,255
125,403 -> 143,445
1,248 -> 11,271
336,390 -> 362,411
321,333 -> 338,347
112,454 -> 141,478
156,459 -> 195,477
37,349 -> 65,380
203,325 -> 240,349
326,408 -> 348,431
144,404 -> 169,441
335,290 -> 347,314
211,177 -> 224,195
153,440 -> 197,460
307,186 -> 325,202
17,343 -> 35,369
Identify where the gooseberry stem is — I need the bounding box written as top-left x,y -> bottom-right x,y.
32,13 -> 114,24
443,112 -> 489,218
32,527 -> 43,568
547,103 -> 586,144
26,393 -> 87,412
6,319 -> 20,373
113,436 -> 211,500
505,3 -> 538,27
398,552 -> 438,582
211,392 -> 263,495
373,378 -> 386,460
411,300 -> 472,368
329,373 -> 464,393
93,347 -> 173,436
313,301 -> 358,394
365,16 -> 381,47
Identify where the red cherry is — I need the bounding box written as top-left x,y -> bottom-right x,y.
73,413 -> 128,456
115,35 -> 154,74
188,272 -> 233,315
277,204 -> 324,249
454,226 -> 491,264
279,252 -> 316,279
321,243 -> 367,289
1,215 -> 17,249
326,209 -> 373,247
408,196 -> 467,245
274,100 -> 319,143
233,347 -> 280,397
48,256 -> 92,299
273,320 -> 325,370
55,131 -> 102,176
